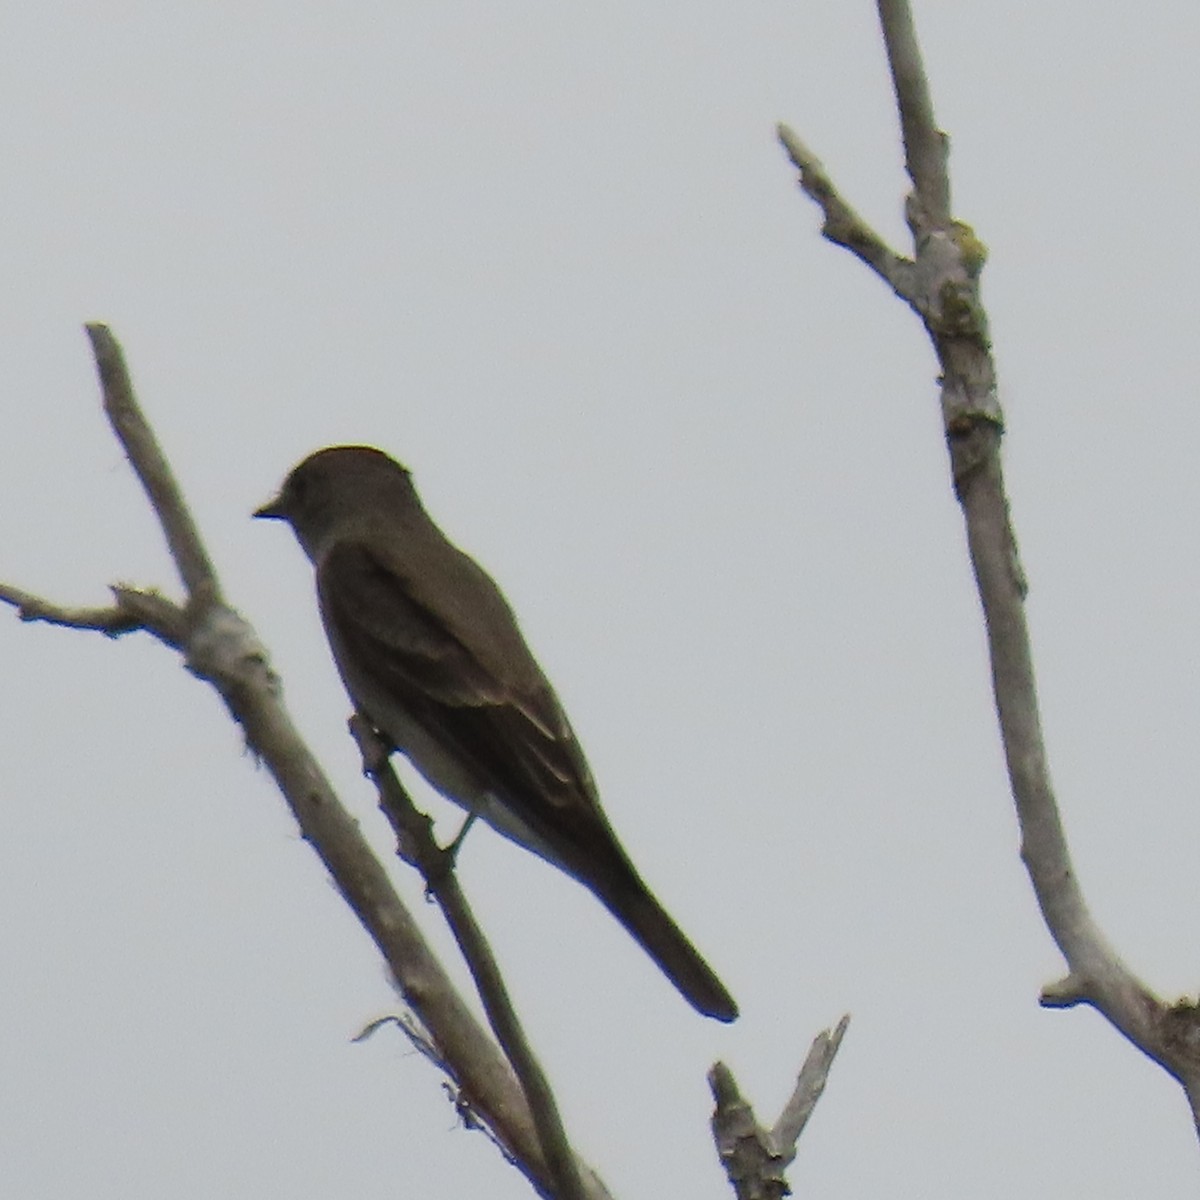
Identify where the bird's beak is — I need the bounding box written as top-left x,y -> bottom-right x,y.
253,492 -> 287,521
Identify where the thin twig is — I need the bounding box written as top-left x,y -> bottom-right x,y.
0,583 -> 139,635
776,123 -> 915,299
85,323 -> 223,607
771,1013 -> 850,1155
0,581 -> 189,645
876,0 -> 949,221
351,719 -> 591,1200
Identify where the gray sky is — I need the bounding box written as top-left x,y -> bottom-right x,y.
3,3 -> 1199,1196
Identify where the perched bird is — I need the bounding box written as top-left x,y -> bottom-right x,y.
256,445 -> 737,1022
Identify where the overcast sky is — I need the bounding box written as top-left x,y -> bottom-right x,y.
3,3 -> 1199,1197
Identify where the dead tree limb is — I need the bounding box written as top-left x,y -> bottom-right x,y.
1,324 -> 611,1200
779,0 -> 1200,1131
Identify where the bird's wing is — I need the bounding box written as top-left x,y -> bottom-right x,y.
316,539 -> 603,834
316,543 -> 737,1022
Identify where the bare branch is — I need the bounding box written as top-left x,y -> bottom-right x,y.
771,1013 -> 850,1156
85,323 -> 222,607
5,326 -> 615,1198
0,581 -> 191,646
352,718 -> 593,1200
776,123 -> 915,300
781,0 -> 1200,1131
709,1016 -> 849,1200
0,582 -> 141,635
710,1063 -> 788,1200
235,667 -> 594,1199
876,0 -> 949,221
356,1013 -> 539,1172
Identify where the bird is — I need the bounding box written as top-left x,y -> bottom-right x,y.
255,445 -> 737,1021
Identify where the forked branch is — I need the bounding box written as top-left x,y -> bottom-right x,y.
779,0 -> 1200,1131
0,325 -> 609,1200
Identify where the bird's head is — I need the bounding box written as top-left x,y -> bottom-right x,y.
254,445 -> 415,558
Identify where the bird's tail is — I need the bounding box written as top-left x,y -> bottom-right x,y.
591,870 -> 738,1023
